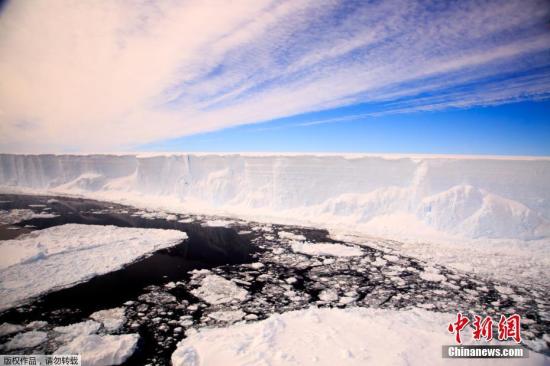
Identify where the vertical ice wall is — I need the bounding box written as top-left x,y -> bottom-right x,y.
1,153 -> 549,240
0,154 -> 138,190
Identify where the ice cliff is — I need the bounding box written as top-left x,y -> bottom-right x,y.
1,153 -> 549,241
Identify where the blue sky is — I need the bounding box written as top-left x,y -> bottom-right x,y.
1,0 -> 549,154
141,99 -> 550,155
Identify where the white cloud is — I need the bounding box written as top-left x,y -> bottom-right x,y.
0,0 -> 549,152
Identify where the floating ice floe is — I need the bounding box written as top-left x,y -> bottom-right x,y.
172,307 -> 549,366
419,267 -> 446,282
4,331 -> 47,350
56,333 -> 139,366
191,273 -> 248,305
318,289 -> 339,302
0,323 -> 24,337
0,209 -> 59,225
54,320 -> 101,343
136,211 -> 174,220
0,224 -> 187,311
90,307 -> 126,332
26,321 -> 47,330
138,291 -> 176,305
495,285 -> 515,295
249,262 -> 264,269
371,257 -> 387,266
206,310 -> 246,323
278,231 -> 306,241
203,219 -> 234,228
291,242 -> 362,257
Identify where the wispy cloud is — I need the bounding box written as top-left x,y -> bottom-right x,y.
0,0 -> 549,152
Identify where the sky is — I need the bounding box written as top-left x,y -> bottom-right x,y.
0,0 -> 549,155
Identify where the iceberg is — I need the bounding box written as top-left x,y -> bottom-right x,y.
1,153 -> 549,241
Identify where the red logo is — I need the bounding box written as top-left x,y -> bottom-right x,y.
472,315 -> 493,341
448,312 -> 522,344
497,314 -> 522,343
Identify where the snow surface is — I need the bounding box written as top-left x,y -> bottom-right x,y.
0,224 -> 187,311
291,242 -> 363,257
56,333 -> 139,366
172,307 -> 549,366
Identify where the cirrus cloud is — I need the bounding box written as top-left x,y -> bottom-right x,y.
0,0 -> 549,152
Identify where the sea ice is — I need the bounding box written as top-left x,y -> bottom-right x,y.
204,219 -> 234,227
90,308 -> 126,332
419,268 -> 446,282
206,310 -> 246,323
0,322 -> 24,337
191,274 -> 248,305
172,307 -> 549,366
3,331 -> 47,350
54,320 -> 101,343
291,242 -> 362,257
278,231 -> 306,241
56,333 -> 139,366
0,224 -> 187,311
0,209 -> 58,225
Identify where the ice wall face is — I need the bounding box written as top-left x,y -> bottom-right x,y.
0,154 -> 138,191
1,153 -> 549,241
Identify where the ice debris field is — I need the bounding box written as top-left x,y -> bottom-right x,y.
1,206 -> 548,364
0,154 -> 549,365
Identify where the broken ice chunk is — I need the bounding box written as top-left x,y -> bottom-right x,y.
56,333 -> 139,366
191,275 -> 248,305
4,331 -> 47,350
90,307 -> 126,332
